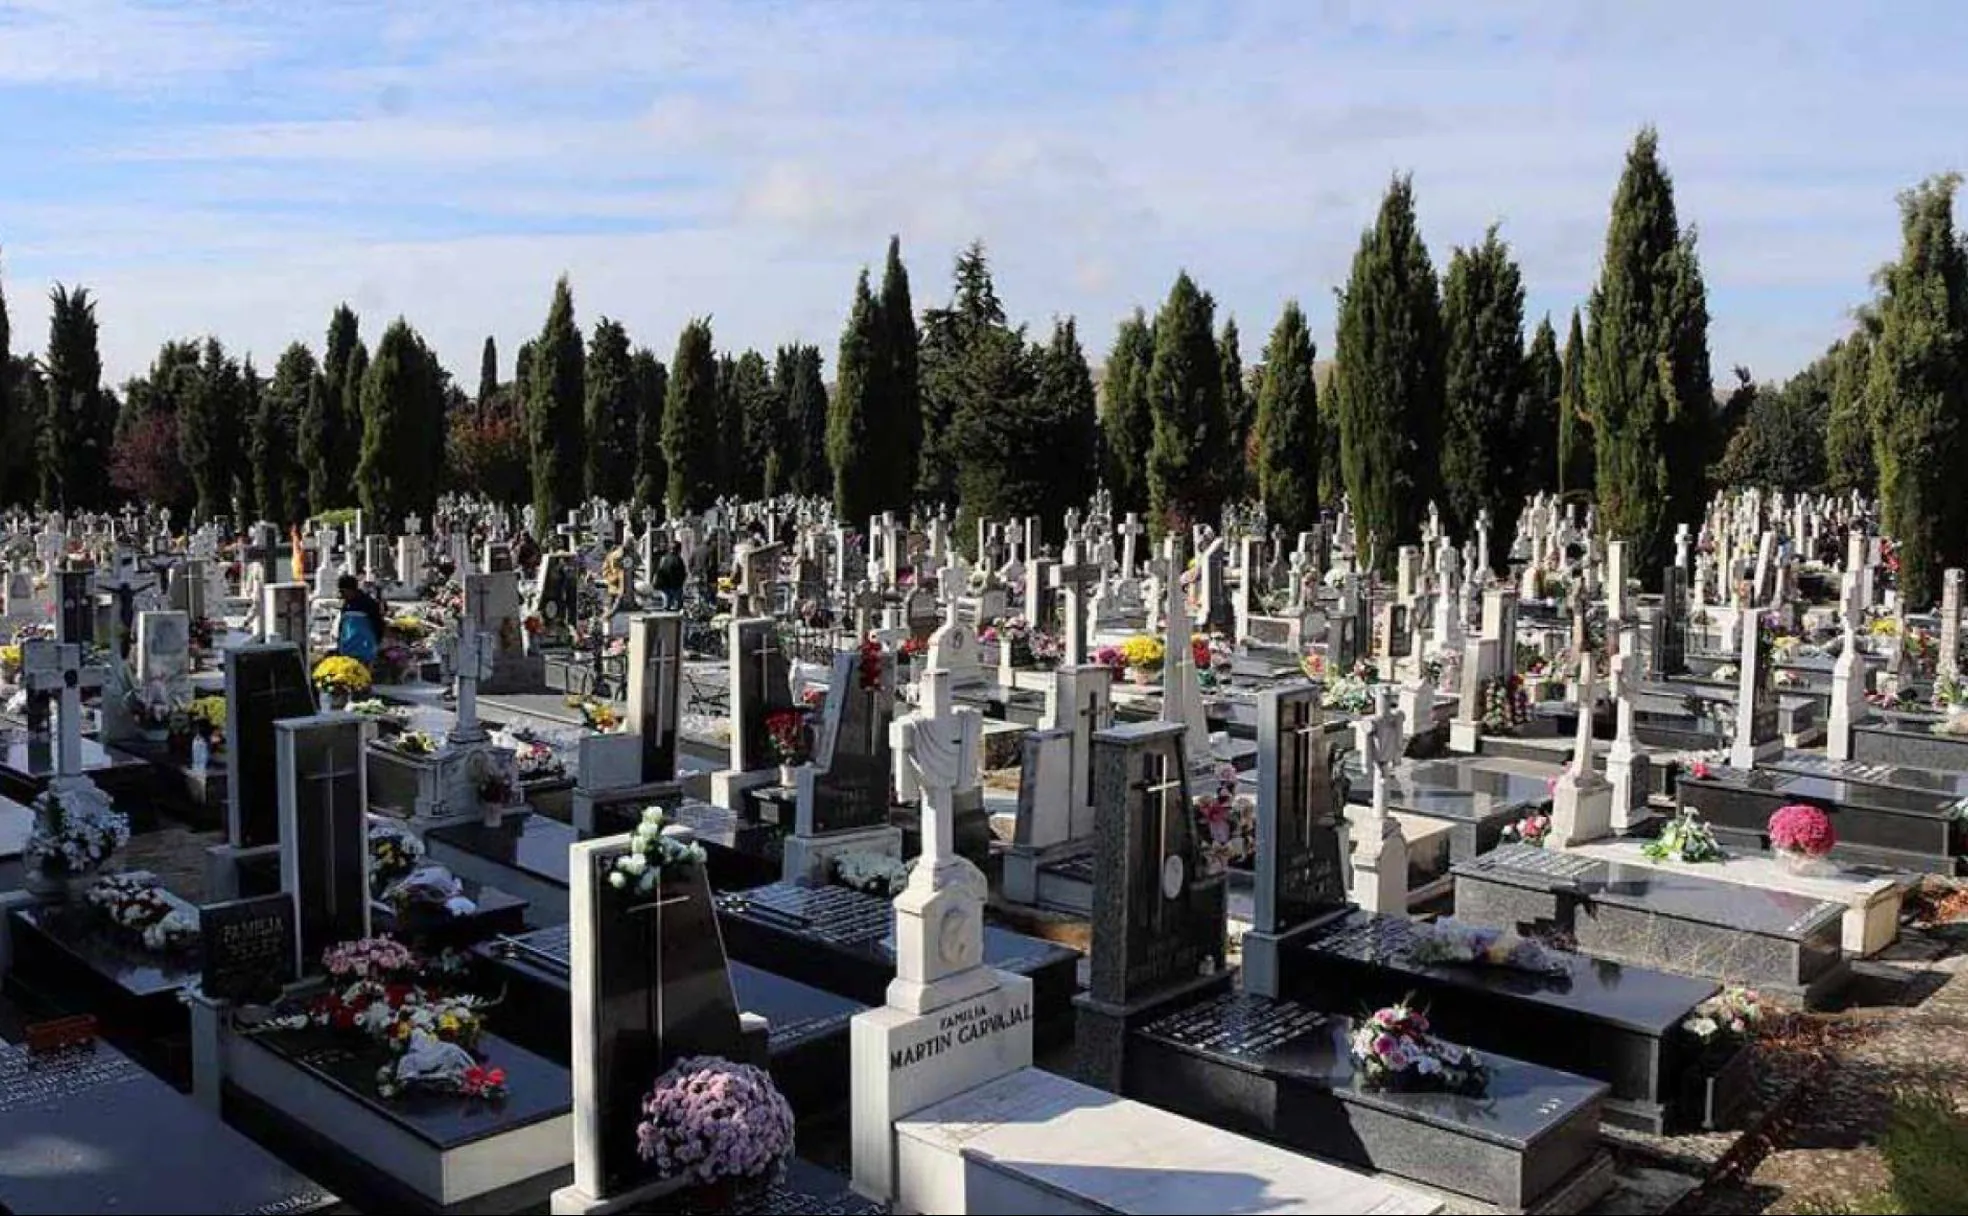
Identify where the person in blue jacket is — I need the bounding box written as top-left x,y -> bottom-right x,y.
335,574 -> 386,668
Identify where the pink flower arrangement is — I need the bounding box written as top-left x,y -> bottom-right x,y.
1767,804 -> 1835,857
1689,759 -> 1712,780
636,1056 -> 795,1185
1093,644 -> 1126,677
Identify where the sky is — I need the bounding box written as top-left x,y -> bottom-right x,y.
1,0 -> 1964,387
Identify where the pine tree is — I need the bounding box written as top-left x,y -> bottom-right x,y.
879,236 -> 920,513
1585,128 -> 1713,582
318,305 -> 361,498
1254,300 -> 1319,538
732,350 -> 779,498
1824,328 -> 1877,496
1146,272 -> 1231,534
356,318 -> 445,532
917,242 -> 1003,507
526,276 -> 586,532
1517,315 -> 1562,502
1219,316 -> 1251,501
1033,317 -> 1100,527
778,343 -> 830,499
630,347 -> 668,511
1868,175 -> 1968,608
178,337 -> 247,520
41,285 -> 111,510
584,318 -> 635,501
830,271 -> 883,523
478,336 -> 499,407
663,319 -> 720,514
1334,176 -> 1445,568
1557,309 -> 1592,496
1099,309 -> 1155,513
1440,226 -> 1526,548
257,343 -> 317,525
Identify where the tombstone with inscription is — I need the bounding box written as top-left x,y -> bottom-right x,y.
784,646 -> 904,883
466,570 -> 547,693
528,551 -> 580,651
711,617 -> 796,809
261,580 -> 310,656
206,642 -> 317,900
1073,720 -> 1230,1092
1242,685 -> 1351,997
135,609 -> 192,711
1729,610 -> 1783,770
276,714 -> 372,974
199,893 -> 298,1006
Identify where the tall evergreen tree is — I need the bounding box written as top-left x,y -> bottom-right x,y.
256,343 -> 317,525
478,336 -> 499,407
732,350 -> 779,498
0,252 -> 15,507
714,354 -> 743,495
1219,316 -> 1251,501
630,347 -> 668,511
356,318 -> 445,531
1440,226 -> 1527,551
1517,315 -> 1562,501
514,340 -> 537,394
41,285 -> 109,510
526,276 -> 586,531
1824,328 -> 1877,495
583,318 -> 635,501
879,236 -> 921,512
338,341 -> 368,508
1033,317 -> 1100,527
1334,175 -> 1445,569
318,305 -> 361,499
917,242 -> 1003,507
178,337 -> 247,520
1254,300 -> 1319,538
1557,309 -> 1592,495
1584,128 -> 1713,582
1146,272 -> 1230,534
1868,175 -> 1968,608
946,326 -> 1041,541
830,271 -> 883,524
663,319 -> 721,514
778,343 -> 830,499
1099,309 -> 1155,513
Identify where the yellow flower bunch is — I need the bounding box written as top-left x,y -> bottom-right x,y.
716,576 -> 736,594
313,655 -> 374,693
0,644 -> 19,673
387,615 -> 430,640
1119,635 -> 1166,670
188,696 -> 227,730
1868,617 -> 1900,638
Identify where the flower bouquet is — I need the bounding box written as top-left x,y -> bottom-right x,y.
491,727 -> 564,781
85,873 -> 199,952
1118,634 -> 1165,682
1299,651 -> 1325,681
1093,644 -> 1127,679
1349,1003 -> 1489,1096
830,851 -> 915,897
567,696 -> 622,734
313,655 -> 373,705
1767,803 -> 1836,873
348,698 -> 411,726
1500,812 -> 1551,848
636,1057 -> 795,1192
1681,985 -> 1764,1055
1479,674 -> 1531,732
370,820 -> 426,896
1932,672 -> 1968,713
1404,919 -> 1568,977
856,637 -> 886,691
25,783 -> 130,888
765,707 -> 810,778
1193,763 -> 1256,875
607,808 -> 708,895
374,990 -> 506,1101
388,729 -> 441,758
1321,662 -> 1377,715
1643,808 -> 1725,863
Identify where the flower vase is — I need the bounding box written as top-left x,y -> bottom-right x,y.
24,863 -> 104,903
1779,849 -> 1833,877
323,687 -> 350,711
779,763 -> 797,789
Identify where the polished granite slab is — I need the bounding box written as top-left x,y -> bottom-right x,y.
1767,751 -> 1968,798
1678,763 -> 1963,872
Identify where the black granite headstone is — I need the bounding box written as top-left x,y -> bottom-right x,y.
200,894 -> 297,1005
626,613 -> 683,782
805,648 -> 895,835
55,568 -> 93,647
732,618 -> 794,773
277,718 -> 370,972
1253,685 -> 1348,937
1658,566 -> 1688,676
225,643 -> 317,850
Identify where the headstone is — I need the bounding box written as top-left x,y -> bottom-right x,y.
135,610 -> 192,708
262,582 -> 309,653
397,535 -> 424,591
465,570 -> 545,692
1548,653 -> 1614,848
1830,571 -> 1867,762
224,643 -> 318,851
1243,685 -> 1349,998
1198,537 -> 1232,634
199,893 -> 298,1006
1048,544 -> 1099,666
1729,609 -> 1782,770
1159,539 -> 1210,766
790,646 -> 900,860
1941,568 -> 1963,678
1605,629 -> 1648,833
1042,663 -> 1114,841
624,613 -> 683,783
55,566 -> 93,646
276,714 -> 371,974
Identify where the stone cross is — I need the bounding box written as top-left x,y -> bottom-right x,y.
1048,543 -> 1099,666
1118,512 -> 1146,581
1941,568 -> 1963,678
1568,651 -> 1598,780
1354,683 -> 1404,820
24,641 -> 104,779
450,627 -> 494,743
1675,523 -> 1692,573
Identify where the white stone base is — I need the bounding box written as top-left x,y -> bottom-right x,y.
781,824 -> 904,885
1449,719 -> 1483,754
1351,819 -> 1408,917
709,766 -> 776,810
893,1067 -> 1439,1216
1547,774 -> 1612,849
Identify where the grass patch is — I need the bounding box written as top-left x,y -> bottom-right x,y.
1797,1086 -> 1968,1214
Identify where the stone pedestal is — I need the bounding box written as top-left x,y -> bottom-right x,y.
709,766 -> 776,811
1449,718 -> 1482,754
1605,745 -> 1652,835
780,823 -> 903,886
1350,817 -> 1408,915
1548,771 -> 1613,848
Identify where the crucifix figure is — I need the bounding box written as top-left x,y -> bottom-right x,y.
1049,542 -> 1099,666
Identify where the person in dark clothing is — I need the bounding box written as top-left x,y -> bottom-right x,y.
336,574 -> 388,667
688,543 -> 717,598
654,542 -> 688,610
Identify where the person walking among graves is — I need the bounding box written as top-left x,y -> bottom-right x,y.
654,541 -> 687,610
335,573 -> 387,669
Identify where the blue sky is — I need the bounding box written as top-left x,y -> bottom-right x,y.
1,0 -> 1964,386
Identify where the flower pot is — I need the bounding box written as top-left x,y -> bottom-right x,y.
1779,848 -> 1834,877
1128,666 -> 1158,686
779,763 -> 797,788
24,864 -> 104,903
322,687 -> 350,711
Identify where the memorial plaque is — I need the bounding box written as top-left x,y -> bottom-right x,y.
200,894 -> 297,1005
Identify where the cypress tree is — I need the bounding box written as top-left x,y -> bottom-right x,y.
1033,317 -> 1100,526
584,318 -> 635,501
1517,315 -> 1562,501
732,350 -> 779,499
1219,316 -> 1251,502
947,326 -> 1041,541
178,337 -> 246,520
1868,175 -> 1968,608
339,341 -> 368,508
1254,299 -> 1319,538
257,343 -> 317,526
1440,226 -> 1526,545
663,318 -> 720,514
1584,128 -> 1713,582
313,304 -> 360,502
478,336 -> 499,407
1334,176 -> 1445,568
526,276 -> 586,531
42,285 -> 111,510
715,354 -> 742,495
238,356 -> 263,520
830,271 -> 883,523
1100,309 -> 1155,513
879,236 -> 920,513
1824,328 -> 1877,496
630,347 -> 668,511
514,340 -> 536,394
0,253 -> 16,508
779,343 -> 830,499
1146,271 -> 1230,534
917,243 -> 1003,508
1557,309 -> 1592,495
356,318 -> 443,532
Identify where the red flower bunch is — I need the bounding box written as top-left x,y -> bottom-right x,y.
765,708 -> 809,765
523,614 -> 543,636
857,637 -> 884,691
901,636 -> 927,658
1768,804 -> 1835,857
1190,636 -> 1211,671
460,1064 -> 507,1098
799,686 -> 826,709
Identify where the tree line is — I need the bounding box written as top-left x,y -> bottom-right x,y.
1,128 -> 1962,603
